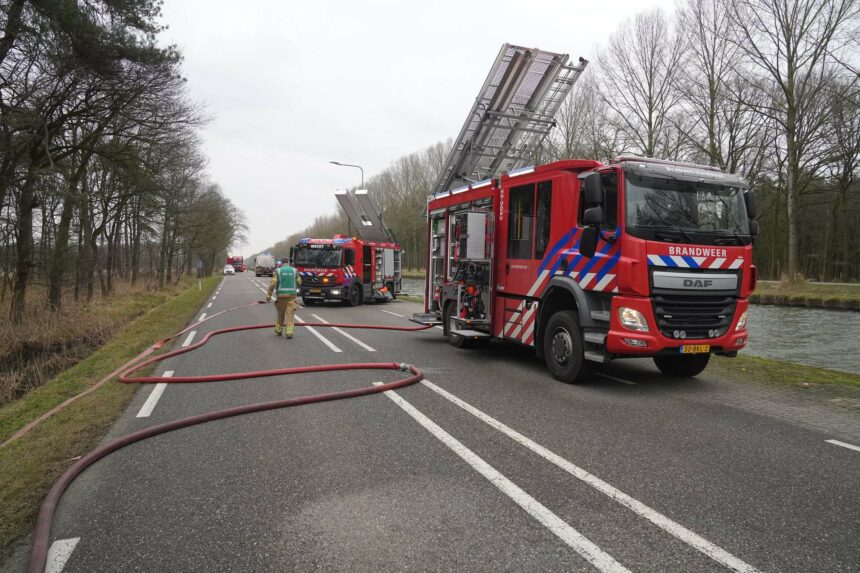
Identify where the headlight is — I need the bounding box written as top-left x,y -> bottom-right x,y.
619,307 -> 649,332
735,311 -> 747,331
330,289 -> 340,295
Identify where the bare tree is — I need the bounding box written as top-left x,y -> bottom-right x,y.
596,9 -> 687,158
724,0 -> 859,278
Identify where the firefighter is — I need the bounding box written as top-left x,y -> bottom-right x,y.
266,261 -> 301,338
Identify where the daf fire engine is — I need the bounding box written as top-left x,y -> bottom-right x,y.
292,235 -> 402,306
416,157 -> 757,382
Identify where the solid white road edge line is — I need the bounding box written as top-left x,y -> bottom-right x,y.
181,331 -> 196,347
46,537 -> 80,573
421,379 -> 761,573
825,439 -> 860,452
374,383 -> 630,573
311,314 -> 376,352
596,373 -> 637,385
295,315 -> 342,353
381,310 -> 405,318
136,371 -> 174,418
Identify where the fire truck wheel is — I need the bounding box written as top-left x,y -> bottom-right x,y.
543,310 -> 594,383
652,353 -> 710,377
348,284 -> 362,307
443,302 -> 470,348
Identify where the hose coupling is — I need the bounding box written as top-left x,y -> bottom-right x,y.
398,363 -> 410,372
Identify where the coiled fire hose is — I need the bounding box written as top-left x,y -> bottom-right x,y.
23,300 -> 434,573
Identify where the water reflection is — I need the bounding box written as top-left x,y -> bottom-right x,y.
746,305 -> 860,374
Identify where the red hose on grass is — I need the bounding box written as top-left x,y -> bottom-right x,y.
27,314 -> 435,573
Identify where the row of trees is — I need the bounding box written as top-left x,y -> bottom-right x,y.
0,0 -> 247,323
273,0 -> 858,281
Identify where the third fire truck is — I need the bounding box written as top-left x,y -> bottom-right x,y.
411,44 -> 757,382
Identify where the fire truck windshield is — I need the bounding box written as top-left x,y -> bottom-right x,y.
625,174 -> 751,244
294,246 -> 342,268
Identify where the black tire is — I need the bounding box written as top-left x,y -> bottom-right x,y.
653,353 -> 710,377
348,284 -> 362,307
302,297 -> 318,306
542,310 -> 594,383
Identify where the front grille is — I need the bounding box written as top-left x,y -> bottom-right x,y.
652,294 -> 736,339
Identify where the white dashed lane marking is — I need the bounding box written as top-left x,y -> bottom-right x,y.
295,315 -> 342,353
46,537 -> 79,573
136,371 -> 174,418
826,439 -> 860,453
376,383 -> 630,573
420,379 -> 760,573
310,314 -> 376,352
181,331 -> 196,347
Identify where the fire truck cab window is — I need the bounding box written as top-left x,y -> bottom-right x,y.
578,172 -> 618,230
535,180 -> 552,259
344,248 -> 354,266
507,184 -> 535,259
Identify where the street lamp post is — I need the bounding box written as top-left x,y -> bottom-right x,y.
329,161 -> 364,188
330,161 -> 365,238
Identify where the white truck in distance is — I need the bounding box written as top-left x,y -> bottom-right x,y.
255,254 -> 275,277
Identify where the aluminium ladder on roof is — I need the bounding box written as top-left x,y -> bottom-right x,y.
336,189 -> 398,243
432,43 -> 589,197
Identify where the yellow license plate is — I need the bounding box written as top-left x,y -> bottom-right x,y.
680,344 -> 710,354
309,288 -> 321,294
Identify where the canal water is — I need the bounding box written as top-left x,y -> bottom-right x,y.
400,278 -> 860,374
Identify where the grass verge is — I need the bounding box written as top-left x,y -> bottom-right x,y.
752,281 -> 860,310
710,354 -> 860,411
0,275 -> 220,561
396,294 -> 424,303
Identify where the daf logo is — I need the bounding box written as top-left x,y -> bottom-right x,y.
683,279 -> 713,288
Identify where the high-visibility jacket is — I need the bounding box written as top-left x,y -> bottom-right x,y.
269,265 -> 300,298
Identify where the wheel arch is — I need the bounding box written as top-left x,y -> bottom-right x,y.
535,277 -> 603,357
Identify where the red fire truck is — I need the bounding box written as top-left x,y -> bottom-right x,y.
416,157 -> 757,382
411,44 -> 757,382
292,235 -> 402,306
227,255 -> 245,272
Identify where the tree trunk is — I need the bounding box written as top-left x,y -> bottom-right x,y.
9,157 -> 39,324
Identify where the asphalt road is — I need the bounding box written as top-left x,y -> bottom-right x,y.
27,274 -> 860,572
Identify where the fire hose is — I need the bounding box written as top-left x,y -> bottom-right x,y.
24,300 -> 434,573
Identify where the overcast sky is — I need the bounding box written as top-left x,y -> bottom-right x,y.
160,0 -> 676,255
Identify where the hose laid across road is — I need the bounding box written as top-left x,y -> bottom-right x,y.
27,301 -> 434,573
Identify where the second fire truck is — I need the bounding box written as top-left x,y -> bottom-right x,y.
291,236 -> 402,306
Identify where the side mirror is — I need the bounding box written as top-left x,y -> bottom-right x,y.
583,206 -> 604,226
744,190 -> 756,219
582,172 -> 604,205
749,220 -> 759,237
580,226 -> 599,258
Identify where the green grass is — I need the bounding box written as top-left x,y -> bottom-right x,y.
0,275 -> 220,560
752,281 -> 860,310
396,294 -> 424,303
711,354 -> 860,411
